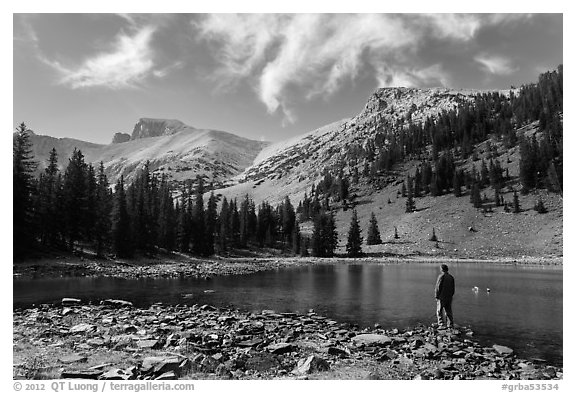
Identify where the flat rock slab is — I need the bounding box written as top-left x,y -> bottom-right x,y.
351,334 -> 392,346
137,339 -> 160,349
267,343 -> 295,354
69,323 -> 97,334
102,299 -> 134,308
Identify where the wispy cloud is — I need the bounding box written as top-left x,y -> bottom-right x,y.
42,25 -> 158,89
195,13 -> 517,124
474,54 -> 517,75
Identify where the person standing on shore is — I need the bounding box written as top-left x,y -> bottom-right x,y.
435,264 -> 455,328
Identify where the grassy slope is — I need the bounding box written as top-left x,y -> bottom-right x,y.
330,128 -> 562,259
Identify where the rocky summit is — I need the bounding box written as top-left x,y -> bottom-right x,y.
13,301 -> 561,380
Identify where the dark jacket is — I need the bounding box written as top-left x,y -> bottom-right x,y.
435,272 -> 455,300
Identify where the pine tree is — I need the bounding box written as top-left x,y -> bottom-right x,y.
94,162 -> 112,256
218,197 -> 230,252
429,227 -> 438,242
453,170 -> 462,197
394,226 -> 399,239
37,148 -> 61,247
112,176 -> 133,258
204,191 -> 218,256
346,210 -> 363,257
405,177 -> 416,213
13,123 -> 38,256
471,182 -> 482,208
366,212 -> 382,245
534,198 -> 547,214
311,212 -> 338,257
513,190 -> 521,213
291,223 -> 301,255
63,149 -> 88,249
192,177 -> 205,255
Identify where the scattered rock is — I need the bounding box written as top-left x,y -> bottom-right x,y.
59,354 -> 88,364
293,355 -> 330,375
351,334 -> 392,346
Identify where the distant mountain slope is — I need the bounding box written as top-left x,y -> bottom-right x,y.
25,118 -> 269,186
218,87 -> 486,205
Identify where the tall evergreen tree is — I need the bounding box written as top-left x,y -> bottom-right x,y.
13,123 -> 38,256
311,212 -> 338,257
346,210 -> 363,257
63,149 -> 88,249
513,190 -> 521,213
405,177 -> 416,213
192,177 -> 205,255
366,212 -> 382,245
111,176 -> 133,258
204,191 -> 218,256
94,162 -> 112,256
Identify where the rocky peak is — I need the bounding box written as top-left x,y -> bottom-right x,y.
111,132 -> 130,144
130,118 -> 190,140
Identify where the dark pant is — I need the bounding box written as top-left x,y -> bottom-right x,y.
437,298 -> 453,327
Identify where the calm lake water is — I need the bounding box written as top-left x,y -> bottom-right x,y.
13,262 -> 563,366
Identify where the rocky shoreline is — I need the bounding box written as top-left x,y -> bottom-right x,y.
13,300 -> 562,380
12,254 -> 562,281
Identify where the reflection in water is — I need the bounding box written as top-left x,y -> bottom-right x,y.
13,262 -> 562,365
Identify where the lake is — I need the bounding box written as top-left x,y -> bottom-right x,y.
13,262 -> 563,366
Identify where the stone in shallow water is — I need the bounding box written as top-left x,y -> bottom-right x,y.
493,344 -> 514,356
62,298 -> 81,306
102,299 -> 133,308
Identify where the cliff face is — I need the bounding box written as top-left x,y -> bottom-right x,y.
130,118 -> 189,140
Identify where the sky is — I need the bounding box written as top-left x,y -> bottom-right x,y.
13,13 -> 563,144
